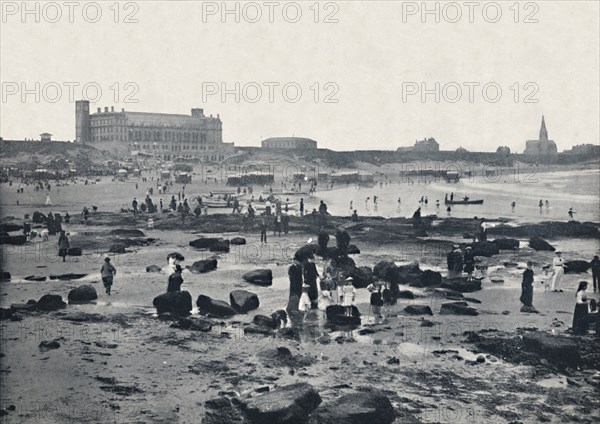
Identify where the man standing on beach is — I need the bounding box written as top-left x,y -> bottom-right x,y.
520,262 -> 537,313
58,231 -> 69,262
132,198 -> 138,216
590,255 -> 599,293
101,258 -> 117,296
303,255 -> 320,309
286,258 -> 303,312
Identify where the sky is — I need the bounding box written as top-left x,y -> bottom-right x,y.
1,0 -> 599,152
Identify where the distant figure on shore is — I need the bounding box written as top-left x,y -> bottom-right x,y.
58,231 -> 69,262
412,207 -> 422,228
167,265 -> 184,292
101,257 -> 117,296
591,255 -> 600,293
520,262 -> 538,313
551,251 -> 565,292
365,197 -> 370,209
147,218 -> 154,230
300,198 -> 304,215
132,198 -> 138,215
446,206 -> 451,215
350,200 -> 353,210
450,193 -> 454,202
539,199 -> 543,211
511,201 -> 516,212
396,198 -> 401,212
435,200 -> 440,211
260,215 -> 267,244
351,210 -> 359,221
572,281 -> 589,335
545,200 -> 550,211
568,207 -> 575,221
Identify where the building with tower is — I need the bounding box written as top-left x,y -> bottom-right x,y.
75,100 -> 234,162
524,115 -> 557,156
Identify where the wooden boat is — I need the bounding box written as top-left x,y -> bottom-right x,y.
202,200 -> 230,208
445,199 -> 484,205
252,202 -> 298,211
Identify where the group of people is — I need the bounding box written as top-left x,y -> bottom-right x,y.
446,244 -> 476,280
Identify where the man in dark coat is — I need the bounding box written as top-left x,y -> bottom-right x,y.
335,226 -> 350,253
317,227 -> 329,256
520,262 -> 536,312
286,259 -> 303,312
303,256 -> 319,308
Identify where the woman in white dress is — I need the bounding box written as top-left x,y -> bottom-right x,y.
45,194 -> 52,205
551,251 -> 565,292
338,277 -> 356,316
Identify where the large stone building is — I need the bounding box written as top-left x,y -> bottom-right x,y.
524,116 -> 557,156
261,137 -> 317,150
75,100 -> 234,161
397,137 -> 440,152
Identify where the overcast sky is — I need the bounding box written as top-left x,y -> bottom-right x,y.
1,1 -> 598,152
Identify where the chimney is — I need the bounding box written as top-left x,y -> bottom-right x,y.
111,106 -> 114,112
97,107 -> 101,113
104,107 -> 108,112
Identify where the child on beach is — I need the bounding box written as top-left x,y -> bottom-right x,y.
299,283 -> 312,322
338,277 -> 356,317
367,283 -> 384,323
100,257 -> 117,296
382,282 -> 393,317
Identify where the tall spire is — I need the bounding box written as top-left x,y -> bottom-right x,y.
539,115 -> 548,141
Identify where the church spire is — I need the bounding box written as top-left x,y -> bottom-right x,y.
539,115 -> 548,141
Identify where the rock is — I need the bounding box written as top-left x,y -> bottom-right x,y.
564,260 -> 591,274
253,314 -> 277,329
230,237 -> 247,245
439,301 -> 479,316
229,290 -> 259,313
328,256 -> 358,282
386,356 -> 400,365
504,262 -> 519,268
36,294 -> 67,311
243,382 -> 322,424
146,265 -> 162,273
294,244 -> 319,262
243,269 -> 273,287
476,355 -> 486,363
440,278 -> 482,292
68,285 -> 98,303
468,241 -> 500,257
432,288 -> 465,300
403,305 -> 433,315
522,332 -> 580,369
67,247 -> 82,256
373,260 -> 399,283
0,307 -> 12,320
172,317 -> 212,332
48,273 -> 87,281
188,258 -> 218,274
0,223 -> 23,232
59,312 -> 106,322
203,397 -> 246,424
196,295 -> 237,318
152,291 -> 192,316
309,391 -> 395,424
415,270 -> 442,287
0,271 -> 11,282
209,239 -> 230,253
491,278 -> 504,284
39,339 -> 61,351
349,266 -> 373,289
492,238 -> 520,250
10,313 -> 22,321
244,324 -> 274,335
10,303 -> 36,313
108,243 -> 127,254
529,236 -> 555,251
24,275 -> 46,281
0,235 -> 27,245
167,252 -> 185,261
189,237 -> 225,249
110,229 -> 145,237
325,305 -> 361,327
396,290 -> 415,299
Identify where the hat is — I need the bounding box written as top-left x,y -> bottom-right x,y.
452,244 -> 459,249
104,257 -> 110,262
465,246 -> 472,250
555,251 -> 562,254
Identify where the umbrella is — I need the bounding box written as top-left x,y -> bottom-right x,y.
167,252 -> 185,261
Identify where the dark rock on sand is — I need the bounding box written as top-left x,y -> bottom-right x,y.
39,339 -> 61,352
0,271 -> 11,282
109,243 -> 127,254
49,273 -> 87,281
0,235 -> 27,245
243,269 -> 273,287
0,223 -> 23,232
68,285 -> 98,303
244,324 -> 274,335
230,290 -> 259,313
492,238 -> 520,250
564,260 -> 591,274
209,239 -> 230,253
467,241 -> 500,257
309,391 -> 395,424
230,237 -> 247,245
373,260 -> 399,283
529,236 -> 555,251
110,229 -> 145,237
439,301 -> 479,316
0,307 -> 12,320
522,332 -> 580,369
349,266 -> 374,289
404,305 -> 433,315
10,303 -> 36,313
440,278 -> 482,293
188,258 -> 218,274
243,382 -> 322,424
396,290 -> 415,299
167,252 -> 185,261
203,397 -> 247,424
189,237 -> 223,249
153,291 -> 192,316
24,275 -> 46,281
146,265 -> 162,273
172,317 -> 212,332
253,314 -> 277,329
413,270 -> 442,287
196,295 -> 237,318
36,294 -> 67,311
67,247 -> 82,256
325,305 -> 361,326
432,288 -> 465,300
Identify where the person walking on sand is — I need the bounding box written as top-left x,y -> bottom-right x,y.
167,265 -> 184,292
591,255 -> 600,293
520,262 -> 538,313
303,255 -> 319,309
260,215 -> 268,244
101,257 -> 117,296
572,281 -> 589,335
551,251 -> 565,292
568,207 -> 576,221
45,193 -> 52,205
58,231 -> 69,262
511,201 -> 516,212
132,197 -> 138,216
287,258 -> 303,312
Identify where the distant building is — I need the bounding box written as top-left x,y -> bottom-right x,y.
496,146 -> 511,155
397,137 -> 439,152
261,137 -> 317,150
40,133 -> 52,141
75,100 -> 233,162
524,115 -> 557,156
562,144 -> 600,156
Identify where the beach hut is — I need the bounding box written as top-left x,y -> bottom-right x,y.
116,169 -> 128,180
445,171 -> 460,182
176,172 -> 192,184
160,170 -> 171,180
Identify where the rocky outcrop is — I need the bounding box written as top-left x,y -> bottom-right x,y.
243,383 -> 322,424
564,260 -> 591,274
529,236 -> 555,251
439,301 -> 479,316
189,237 -> 225,249
491,238 -> 520,250
244,324 -> 274,336
309,391 -> 395,424
196,295 -> 237,318
349,266 -> 374,289
230,237 -> 246,245
230,290 -> 259,313
210,239 -> 230,252
153,291 -> 192,316
440,278 -> 482,293
188,258 -> 218,274
67,285 -> 98,304
411,270 -> 442,288
171,317 -> 212,332
325,305 -> 361,326
0,235 -> 27,245
109,243 -> 127,254
110,229 -> 145,237
243,269 -> 273,287
404,305 -> 433,315
466,241 -> 500,257
49,273 -> 87,281
373,260 -> 423,284
24,275 -> 46,281
36,294 -> 67,311
522,332 -> 580,369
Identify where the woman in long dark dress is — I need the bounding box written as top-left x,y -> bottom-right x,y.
520,262 -> 535,312
572,281 -> 589,335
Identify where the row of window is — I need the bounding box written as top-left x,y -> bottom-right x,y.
133,144 -> 217,151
